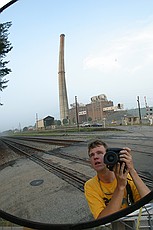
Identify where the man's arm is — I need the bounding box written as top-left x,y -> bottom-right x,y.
120,147 -> 151,198
97,162 -> 129,218
129,168 -> 151,197
97,185 -> 124,218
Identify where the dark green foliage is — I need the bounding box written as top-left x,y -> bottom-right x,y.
23,127 -> 28,132
63,118 -> 69,125
54,120 -> 62,126
0,21 -> 13,92
88,117 -> 92,122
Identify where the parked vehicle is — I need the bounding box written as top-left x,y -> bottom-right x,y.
80,122 -> 91,127
91,123 -> 102,127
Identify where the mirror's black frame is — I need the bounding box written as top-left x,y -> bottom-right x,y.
0,1 -> 153,229
0,191 -> 152,230
0,0 -> 18,13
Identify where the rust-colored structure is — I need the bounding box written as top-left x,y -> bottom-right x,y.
58,34 -> 69,124
68,94 -> 114,124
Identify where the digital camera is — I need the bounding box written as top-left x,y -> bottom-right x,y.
104,148 -> 123,171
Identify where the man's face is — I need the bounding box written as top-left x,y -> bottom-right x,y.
89,145 -> 107,172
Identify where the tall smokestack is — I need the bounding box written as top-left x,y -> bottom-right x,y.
58,34 -> 69,124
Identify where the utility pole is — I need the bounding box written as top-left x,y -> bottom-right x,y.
144,96 -> 150,118
75,96 -> 79,130
137,96 -> 142,124
103,118 -> 106,128
144,96 -> 153,125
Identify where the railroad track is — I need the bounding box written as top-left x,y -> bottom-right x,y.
1,137 -> 90,166
4,136 -> 84,146
1,138 -> 90,192
1,136 -> 153,190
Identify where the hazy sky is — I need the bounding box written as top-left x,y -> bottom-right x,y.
0,0 -> 153,132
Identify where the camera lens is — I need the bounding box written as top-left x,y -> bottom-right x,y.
104,151 -> 119,165
107,155 -> 115,162
104,148 -> 123,171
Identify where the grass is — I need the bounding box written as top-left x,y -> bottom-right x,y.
10,126 -> 124,137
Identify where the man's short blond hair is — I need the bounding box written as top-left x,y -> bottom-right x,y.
88,140 -> 108,154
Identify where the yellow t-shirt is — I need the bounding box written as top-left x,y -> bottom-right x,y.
84,174 -> 140,219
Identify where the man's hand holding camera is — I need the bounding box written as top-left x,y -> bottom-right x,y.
113,147 -> 150,197
113,148 -> 132,190
113,162 -> 129,191
119,147 -> 134,172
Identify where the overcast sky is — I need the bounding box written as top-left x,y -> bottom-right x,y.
0,0 -> 153,132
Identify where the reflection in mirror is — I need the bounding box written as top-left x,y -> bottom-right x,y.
0,127 -> 153,225
0,0 -> 153,227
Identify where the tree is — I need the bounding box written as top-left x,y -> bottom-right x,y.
23,127 -> 28,132
63,118 -> 68,125
54,120 -> 61,126
0,21 -> 13,94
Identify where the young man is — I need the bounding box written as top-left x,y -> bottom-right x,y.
84,140 -> 151,219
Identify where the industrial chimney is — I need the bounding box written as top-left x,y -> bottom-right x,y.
58,34 -> 69,124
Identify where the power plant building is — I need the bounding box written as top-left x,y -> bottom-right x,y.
86,94 -> 113,122
69,94 -> 113,124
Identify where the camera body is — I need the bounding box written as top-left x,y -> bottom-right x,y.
104,148 -> 123,171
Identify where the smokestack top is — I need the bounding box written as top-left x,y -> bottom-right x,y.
60,34 -> 65,37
